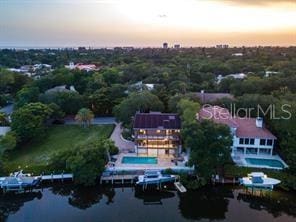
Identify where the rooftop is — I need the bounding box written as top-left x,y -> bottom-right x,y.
196,91 -> 234,103
133,112 -> 181,129
198,105 -> 276,139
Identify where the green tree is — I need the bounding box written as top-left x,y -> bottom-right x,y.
75,108 -> 94,127
183,121 -> 232,180
50,138 -> 116,186
177,99 -> 200,125
0,132 -> 17,154
39,91 -> 85,114
113,91 -> 164,125
48,103 -> 65,121
15,87 -> 40,108
11,102 -> 52,143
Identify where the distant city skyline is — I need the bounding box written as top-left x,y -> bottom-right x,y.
1,0 -> 296,47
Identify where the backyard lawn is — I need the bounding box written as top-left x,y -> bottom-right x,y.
5,124 -> 114,173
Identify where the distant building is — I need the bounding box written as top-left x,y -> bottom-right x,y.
232,53 -> 243,57
7,64 -> 52,77
216,44 -> 229,49
217,73 -> 247,84
174,44 -> 180,49
163,42 -> 168,49
265,71 -> 279,77
125,81 -> 155,94
65,62 -> 99,72
45,85 -> 77,94
133,112 -> 182,157
196,90 -> 234,104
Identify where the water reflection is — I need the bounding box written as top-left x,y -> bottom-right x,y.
0,191 -> 42,221
178,186 -> 231,220
50,185 -> 116,209
1,184 -> 296,222
237,190 -> 296,218
134,188 -> 175,205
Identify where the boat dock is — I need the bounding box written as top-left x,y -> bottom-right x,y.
0,171 -> 74,193
41,173 -> 73,182
100,174 -> 137,185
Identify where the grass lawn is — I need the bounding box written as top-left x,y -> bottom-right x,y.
5,124 -> 114,174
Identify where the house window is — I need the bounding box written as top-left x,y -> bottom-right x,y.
267,139 -> 273,146
165,149 -> 169,155
250,139 -> 255,145
260,139 -> 266,146
239,138 -> 244,144
245,138 -> 250,145
156,130 -> 161,133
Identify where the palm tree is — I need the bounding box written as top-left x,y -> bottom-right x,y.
75,108 -> 94,128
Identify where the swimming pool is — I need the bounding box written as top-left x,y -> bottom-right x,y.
122,156 -> 158,164
245,158 -> 285,169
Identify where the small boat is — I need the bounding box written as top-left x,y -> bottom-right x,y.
136,170 -> 176,186
0,171 -> 41,192
240,172 -> 281,190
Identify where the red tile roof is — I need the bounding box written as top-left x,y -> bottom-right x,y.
133,112 -> 181,129
198,106 -> 276,139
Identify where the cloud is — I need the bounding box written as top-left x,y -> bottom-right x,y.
216,0 -> 296,6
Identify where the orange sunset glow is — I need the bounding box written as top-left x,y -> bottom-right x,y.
0,0 -> 296,47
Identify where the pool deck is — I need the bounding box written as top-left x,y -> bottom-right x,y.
108,153 -> 193,172
232,154 -> 288,170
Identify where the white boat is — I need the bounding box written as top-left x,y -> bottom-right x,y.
136,170 -> 176,186
0,171 -> 41,192
240,172 -> 281,190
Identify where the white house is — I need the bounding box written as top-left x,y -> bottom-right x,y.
198,106 -> 276,156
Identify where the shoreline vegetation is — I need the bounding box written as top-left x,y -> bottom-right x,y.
2,125 -> 115,176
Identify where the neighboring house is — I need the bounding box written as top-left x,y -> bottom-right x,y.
125,81 -> 155,94
196,90 -> 234,104
198,105 -> 277,157
45,85 -> 77,94
65,62 -> 99,72
265,71 -> 279,77
7,64 -> 52,78
217,73 -> 247,84
133,112 -> 182,157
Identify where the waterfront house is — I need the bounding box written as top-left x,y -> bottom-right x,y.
133,112 -> 182,157
198,106 -> 277,156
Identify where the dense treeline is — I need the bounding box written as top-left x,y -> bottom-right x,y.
0,47 -> 296,183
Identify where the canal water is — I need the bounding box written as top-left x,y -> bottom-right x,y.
1,185 -> 296,222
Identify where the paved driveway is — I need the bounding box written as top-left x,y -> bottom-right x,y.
110,123 -> 135,152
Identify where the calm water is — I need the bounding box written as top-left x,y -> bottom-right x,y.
1,184 -> 296,222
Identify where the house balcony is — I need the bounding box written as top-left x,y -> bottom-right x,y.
136,134 -> 180,140
136,144 -> 179,149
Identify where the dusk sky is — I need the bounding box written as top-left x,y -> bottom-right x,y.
1,0 -> 296,47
